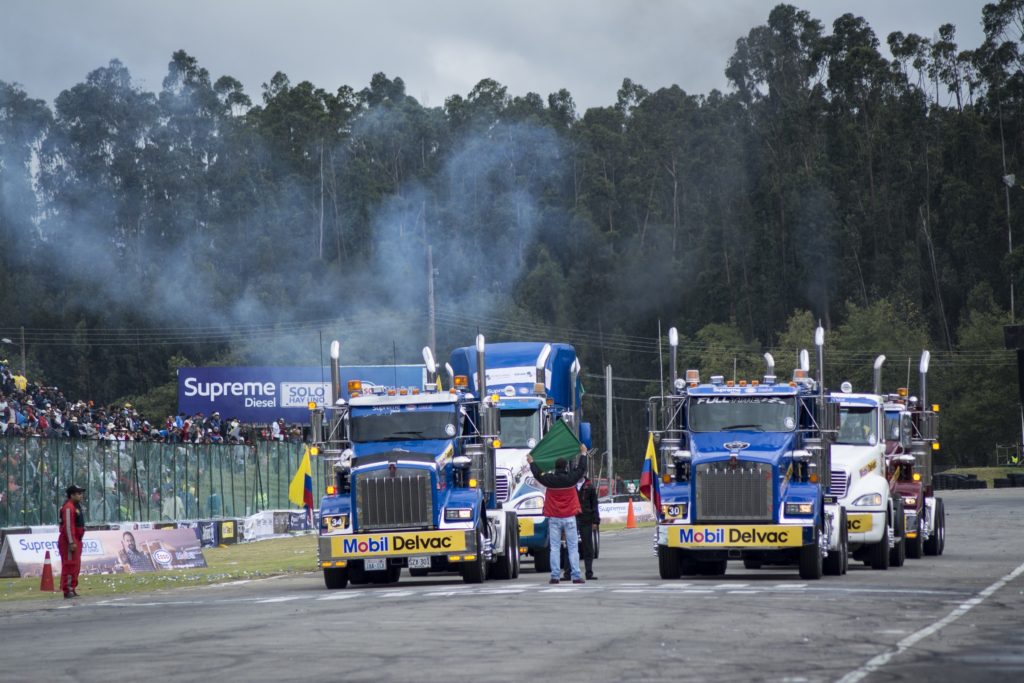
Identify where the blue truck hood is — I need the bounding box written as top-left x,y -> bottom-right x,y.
690,431 -> 794,464
352,439 -> 454,467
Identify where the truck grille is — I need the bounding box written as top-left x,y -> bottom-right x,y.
695,461 -> 773,521
355,468 -> 433,531
495,474 -> 510,503
828,470 -> 849,498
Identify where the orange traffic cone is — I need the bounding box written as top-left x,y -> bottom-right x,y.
625,499 -> 637,529
40,550 -> 55,592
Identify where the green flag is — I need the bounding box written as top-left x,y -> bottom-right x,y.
528,420 -> 582,472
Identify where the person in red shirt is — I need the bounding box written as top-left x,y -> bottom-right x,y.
58,484 -> 86,598
528,444 -> 589,585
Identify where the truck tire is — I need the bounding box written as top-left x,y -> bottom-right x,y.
534,548 -> 551,573
593,526 -> 601,560
799,534 -> 823,580
491,525 -> 515,580
510,524 -> 521,578
697,560 -> 727,576
369,565 -> 401,584
348,562 -> 369,585
906,513 -> 924,559
824,509 -> 848,576
323,567 -> 348,589
889,500 -> 906,568
462,529 -> 487,584
870,514 -> 891,570
924,497 -> 945,556
680,554 -> 699,576
658,545 -> 682,579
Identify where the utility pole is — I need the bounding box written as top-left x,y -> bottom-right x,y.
427,245 -> 437,360
605,364 -> 613,494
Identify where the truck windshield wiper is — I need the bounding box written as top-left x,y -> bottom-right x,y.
721,424 -> 764,431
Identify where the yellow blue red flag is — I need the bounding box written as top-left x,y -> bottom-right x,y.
289,446 -> 315,521
639,432 -> 660,513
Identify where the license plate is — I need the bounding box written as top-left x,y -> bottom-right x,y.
364,558 -> 386,571
407,556 -> 431,569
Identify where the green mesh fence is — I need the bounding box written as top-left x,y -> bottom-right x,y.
0,438 -> 322,525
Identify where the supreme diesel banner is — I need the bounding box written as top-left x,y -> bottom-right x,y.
3,528 -> 207,577
177,365 -> 426,423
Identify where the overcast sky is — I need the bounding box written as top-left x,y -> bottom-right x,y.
1,0 -> 990,112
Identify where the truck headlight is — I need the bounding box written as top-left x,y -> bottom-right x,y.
903,496 -> 917,507
514,495 -> 544,511
851,493 -> 883,507
784,502 -> 814,515
444,508 -> 474,521
660,503 -> 687,519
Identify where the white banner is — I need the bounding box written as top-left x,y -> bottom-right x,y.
597,502 -> 657,524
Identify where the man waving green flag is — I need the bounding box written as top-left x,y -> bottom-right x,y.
528,420 -> 583,471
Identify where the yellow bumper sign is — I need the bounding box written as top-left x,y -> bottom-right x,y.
668,525 -> 804,548
847,514 -> 873,533
329,530 -> 467,558
518,517 -> 536,537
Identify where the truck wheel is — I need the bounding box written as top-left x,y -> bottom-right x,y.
799,537 -> 823,580
370,565 -> 401,584
680,554 -> 698,576
906,514 -> 924,559
534,549 -> 551,573
924,498 -> 945,556
870,514 -> 891,570
510,524 -> 521,578
697,560 -> 727,576
658,545 -> 682,579
462,529 -> 487,584
323,568 -> 348,589
348,562 -> 369,585
593,526 -> 601,560
824,509 -> 847,576
890,500 -> 906,567
491,526 -> 515,580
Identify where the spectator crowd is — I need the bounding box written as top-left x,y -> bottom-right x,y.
0,360 -> 304,444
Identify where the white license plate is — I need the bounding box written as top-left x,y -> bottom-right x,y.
364,558 -> 386,571
407,556 -> 431,569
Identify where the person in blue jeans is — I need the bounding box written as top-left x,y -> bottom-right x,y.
528,446 -> 589,584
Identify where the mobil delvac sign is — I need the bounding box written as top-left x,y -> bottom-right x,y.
177,366 -> 425,423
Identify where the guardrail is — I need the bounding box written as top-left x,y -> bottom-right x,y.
0,438 -> 322,526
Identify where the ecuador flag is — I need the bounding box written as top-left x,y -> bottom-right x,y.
289,446 -> 315,521
639,433 -> 661,514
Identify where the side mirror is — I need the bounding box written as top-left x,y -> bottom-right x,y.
899,412 -> 913,449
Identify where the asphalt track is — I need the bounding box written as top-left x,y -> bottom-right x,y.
2,488 -> 1022,682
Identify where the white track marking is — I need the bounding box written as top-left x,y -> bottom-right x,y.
835,559 -> 1024,683
255,596 -> 303,603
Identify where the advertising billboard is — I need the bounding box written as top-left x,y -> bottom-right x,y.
177,365 -> 425,423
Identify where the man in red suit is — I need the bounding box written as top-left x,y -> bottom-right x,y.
58,484 -> 86,598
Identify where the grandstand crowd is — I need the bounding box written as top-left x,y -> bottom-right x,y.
0,360 -> 303,444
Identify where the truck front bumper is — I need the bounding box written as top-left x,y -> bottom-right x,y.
318,528 -> 479,567
658,524 -> 813,549
516,515 -> 549,551
846,510 -> 886,545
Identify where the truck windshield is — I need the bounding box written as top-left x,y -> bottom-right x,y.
837,406 -> 877,445
884,412 -> 901,441
350,406 -> 457,442
688,396 -> 797,432
499,409 -> 541,447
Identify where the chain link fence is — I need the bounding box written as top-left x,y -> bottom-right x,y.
0,438 -> 321,526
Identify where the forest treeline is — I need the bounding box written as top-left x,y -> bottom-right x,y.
0,3 -> 1022,471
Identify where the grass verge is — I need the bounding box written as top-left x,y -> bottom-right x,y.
0,534 -> 319,603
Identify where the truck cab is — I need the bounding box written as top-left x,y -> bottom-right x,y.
829,390 -> 905,569
448,341 -> 589,573
314,337 -> 520,589
652,327 -> 845,580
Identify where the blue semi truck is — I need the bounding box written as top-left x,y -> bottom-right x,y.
312,336 -> 520,588
650,327 -> 846,580
449,342 -> 591,573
